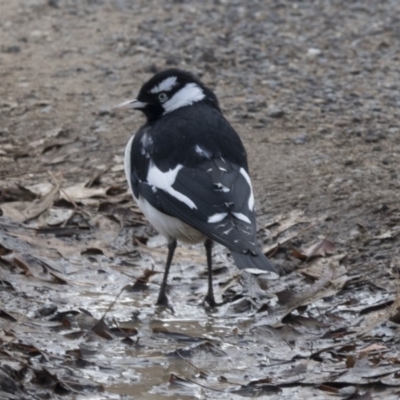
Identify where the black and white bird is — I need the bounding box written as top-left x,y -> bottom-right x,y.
115,69 -> 278,307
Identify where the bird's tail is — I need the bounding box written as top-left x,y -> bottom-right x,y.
231,249 -> 279,274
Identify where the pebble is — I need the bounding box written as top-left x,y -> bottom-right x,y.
293,134 -> 308,144
2,45 -> 21,53
307,48 -> 322,57
364,131 -> 385,143
268,108 -> 285,118
98,107 -> 111,116
37,304 -> 58,317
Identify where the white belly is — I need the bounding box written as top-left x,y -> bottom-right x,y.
136,196 -> 204,243
124,136 -> 204,244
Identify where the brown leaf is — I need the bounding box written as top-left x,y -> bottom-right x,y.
12,256 -> 32,276
169,373 -> 192,386
0,184 -> 37,202
359,343 -> 388,357
134,236 -> 148,246
32,367 -> 58,388
0,202 -> 28,223
23,181 -> 61,222
130,268 -> 159,291
292,248 -> 307,261
0,243 -> 12,256
275,289 -> 296,306
61,184 -> 109,201
48,271 -> 68,285
318,384 -> 339,394
346,355 -> 357,368
302,239 -> 335,258
109,320 -> 138,338
42,138 -> 75,154
81,248 -> 104,256
0,309 -> 17,322
248,377 -> 273,385
91,318 -> 113,340
269,210 -> 311,239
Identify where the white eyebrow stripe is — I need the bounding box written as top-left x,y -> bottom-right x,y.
149,76 -> 178,94
163,83 -> 205,114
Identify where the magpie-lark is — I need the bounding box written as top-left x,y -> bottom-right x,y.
115,69 -> 278,307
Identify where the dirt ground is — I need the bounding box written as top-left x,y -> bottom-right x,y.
1,1 -> 400,399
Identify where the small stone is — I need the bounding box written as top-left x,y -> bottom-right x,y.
37,304 -> 57,317
364,131 -> 385,143
307,48 -> 321,57
165,54 -> 181,66
200,48 -> 216,63
30,30 -> 44,39
98,107 -> 110,116
268,108 -> 285,118
2,45 -> 21,53
144,64 -> 158,73
293,134 -> 308,144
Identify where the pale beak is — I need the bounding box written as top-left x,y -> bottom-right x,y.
112,99 -> 147,111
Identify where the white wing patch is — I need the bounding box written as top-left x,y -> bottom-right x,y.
147,162 -> 197,209
208,213 -> 228,223
239,168 -> 254,211
150,76 -> 178,94
232,212 -> 251,224
214,183 -> 230,193
163,83 -> 205,114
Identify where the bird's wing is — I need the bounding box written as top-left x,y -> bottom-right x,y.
136,157 -> 260,254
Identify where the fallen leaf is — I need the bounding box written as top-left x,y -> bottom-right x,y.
61,184 -> 109,201
0,202 -> 28,223
270,210 -> 311,239
129,268 -> 159,291
0,184 -> 37,202
293,238 -> 336,260
23,181 -> 61,222
373,228 -> 400,240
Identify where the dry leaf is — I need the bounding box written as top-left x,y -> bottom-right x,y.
0,202 -> 30,223
130,268 -> 159,291
293,238 -> 336,260
270,210 -> 311,239
23,181 -> 61,222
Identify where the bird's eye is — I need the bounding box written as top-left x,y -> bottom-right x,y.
158,92 -> 168,103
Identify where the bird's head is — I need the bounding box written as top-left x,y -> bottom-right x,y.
114,69 -> 220,121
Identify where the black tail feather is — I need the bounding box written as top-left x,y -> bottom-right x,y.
231,249 -> 278,274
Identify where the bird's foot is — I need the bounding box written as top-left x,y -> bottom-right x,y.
156,293 -> 169,307
203,294 -> 223,308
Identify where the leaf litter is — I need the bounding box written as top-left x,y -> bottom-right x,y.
0,143 -> 399,397
2,189 -> 400,399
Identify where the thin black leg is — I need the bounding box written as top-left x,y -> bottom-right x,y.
156,239 -> 177,306
204,239 -> 216,307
